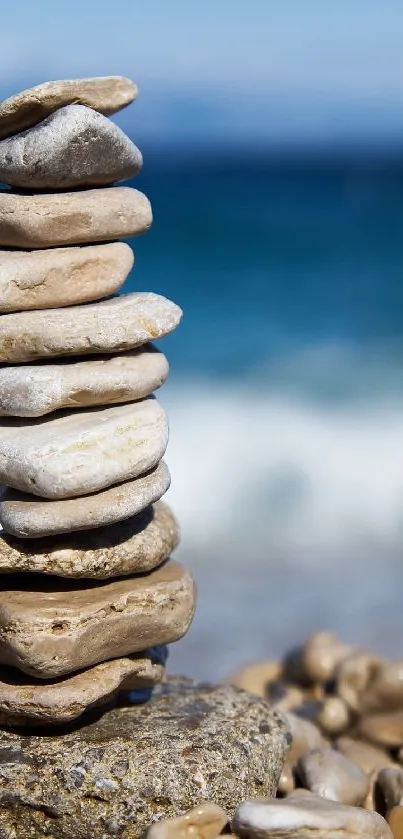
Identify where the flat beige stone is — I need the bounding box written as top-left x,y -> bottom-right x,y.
0,398 -> 168,499
0,559 -> 195,678
0,500 -> 178,578
0,461 -> 171,539
0,646 -> 167,726
146,802 -> 229,839
0,186 -> 152,249
0,346 -> 168,417
0,76 -> 137,139
0,105 -> 142,189
0,242 -> 134,313
0,292 -> 181,363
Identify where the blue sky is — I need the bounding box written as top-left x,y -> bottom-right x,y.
1,0 -> 403,148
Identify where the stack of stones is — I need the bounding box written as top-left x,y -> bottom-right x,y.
0,76 -> 196,726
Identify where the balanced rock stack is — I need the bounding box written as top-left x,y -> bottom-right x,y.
0,76 -> 196,726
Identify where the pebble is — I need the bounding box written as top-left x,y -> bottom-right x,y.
0,678 -> 290,837
0,242 -> 134,313
284,711 -> 328,764
359,662 -> 403,715
359,712 -> 403,749
317,696 -> 351,735
0,461 -> 171,539
0,104 -> 142,189
225,659 -> 282,697
0,76 -> 137,139
336,737 -> 394,777
387,806 -> 403,839
0,559 -> 195,678
337,650 -> 385,713
375,768 -> 403,816
269,682 -> 306,711
233,792 -> 393,838
0,500 -> 178,578
0,186 -> 152,248
0,398 -> 168,499
277,761 -> 295,796
0,647 -> 167,725
146,802 -> 229,839
296,747 -> 369,806
0,292 -> 181,363
0,346 -> 169,417
302,631 -> 353,684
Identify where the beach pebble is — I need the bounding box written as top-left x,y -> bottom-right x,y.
277,761 -> 295,797
146,802 -> 229,839
0,500 -> 178,579
0,76 -> 137,139
0,105 -> 142,189
0,398 -> 167,499
0,292 -> 181,364
336,737 -> 394,777
301,631 -> 353,685
317,696 -> 351,735
0,678 -> 290,837
296,747 -> 369,806
0,462 -> 171,540
285,711 -> 328,764
359,662 -> 403,715
359,712 -> 403,749
0,346 -> 168,417
233,793 -> 393,838
337,650 -> 385,713
375,768 -> 403,816
225,660 -> 281,697
0,646 -> 167,726
0,559 -> 195,679
268,682 -> 306,711
0,242 -> 134,314
0,186 -> 151,248
387,806 -> 403,839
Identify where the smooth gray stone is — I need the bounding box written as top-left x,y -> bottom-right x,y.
0,104 -> 142,189
0,462 -> 171,539
0,398 -> 168,499
0,346 -> 169,417
0,76 -> 137,139
296,747 -> 369,806
0,292 -> 182,363
0,678 -> 290,838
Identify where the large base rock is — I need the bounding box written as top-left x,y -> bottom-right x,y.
0,677 -> 290,839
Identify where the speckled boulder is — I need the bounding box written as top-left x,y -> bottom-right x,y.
0,678 -> 290,839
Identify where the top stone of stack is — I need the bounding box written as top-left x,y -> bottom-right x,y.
0,75 -> 137,139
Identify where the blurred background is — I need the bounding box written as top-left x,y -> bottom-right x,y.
2,0 -> 403,678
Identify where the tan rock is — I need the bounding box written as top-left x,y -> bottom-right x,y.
0,461 -> 171,539
0,647 -> 167,726
0,186 -> 152,249
0,242 -> 134,313
233,793 -> 393,838
0,559 -> 195,678
0,346 -> 168,417
296,747 -> 369,806
359,661 -> 403,715
387,806 -> 403,839
0,76 -> 137,139
284,711 -> 328,765
224,659 -> 282,697
268,682 -> 306,711
317,697 -> 351,736
375,768 -> 403,816
0,500 -> 178,578
359,712 -> 403,749
336,650 -> 385,713
336,736 -> 396,810
0,105 -> 142,189
0,292 -> 181,363
0,398 -> 168,499
277,761 -> 295,797
302,631 -> 353,685
146,802 -> 229,839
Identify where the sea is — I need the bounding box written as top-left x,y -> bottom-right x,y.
128,152 -> 403,679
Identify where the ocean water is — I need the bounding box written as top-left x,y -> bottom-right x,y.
126,155 -> 403,679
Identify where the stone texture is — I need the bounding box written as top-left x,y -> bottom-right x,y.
359,712 -> 403,749
0,76 -> 137,139
0,242 -> 134,313
0,678 -> 290,839
0,646 -> 167,726
0,398 -> 168,498
0,186 -> 152,248
0,461 -> 171,539
145,803 -> 229,839
0,292 -> 181,363
233,793 -> 393,839
0,346 -> 168,417
0,559 -> 195,678
0,500 -> 178,578
0,105 -> 142,189
296,747 -> 369,806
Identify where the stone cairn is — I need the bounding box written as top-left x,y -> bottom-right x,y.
0,75 -> 197,726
